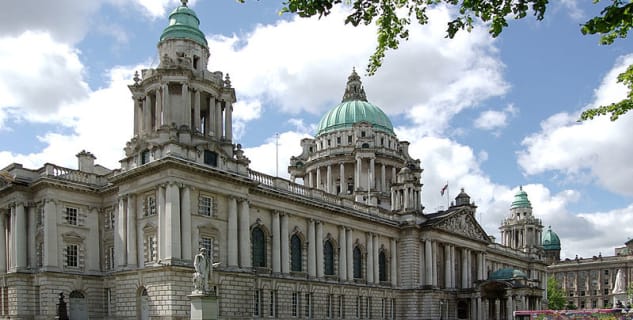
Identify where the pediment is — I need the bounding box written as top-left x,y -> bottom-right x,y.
433,210 -> 490,243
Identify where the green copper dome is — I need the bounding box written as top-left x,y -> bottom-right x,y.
542,226 -> 561,250
316,69 -> 395,136
159,0 -> 208,47
489,268 -> 528,281
511,186 -> 532,209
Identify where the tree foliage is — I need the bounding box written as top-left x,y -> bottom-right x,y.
547,276 -> 566,310
238,0 -> 633,120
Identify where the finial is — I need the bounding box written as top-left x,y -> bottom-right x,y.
341,68 -> 367,102
519,185 -> 523,191
224,73 -> 231,88
181,0 -> 188,6
133,70 -> 141,85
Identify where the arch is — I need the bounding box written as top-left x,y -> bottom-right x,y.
290,234 -> 303,272
378,249 -> 387,282
252,226 -> 267,268
69,290 -> 87,320
324,239 -> 335,275
353,246 -> 362,279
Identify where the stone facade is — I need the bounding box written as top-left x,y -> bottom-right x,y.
0,2 -> 548,319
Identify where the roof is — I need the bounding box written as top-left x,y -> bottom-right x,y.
489,268 -> 528,281
316,69 -> 394,136
511,186 -> 532,209
542,226 -> 561,250
159,2 -> 208,47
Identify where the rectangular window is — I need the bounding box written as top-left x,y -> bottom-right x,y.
604,279 -> 609,285
66,244 -> 78,267
604,269 -> 609,275
66,207 -> 78,225
391,298 -> 395,320
367,296 -> 372,318
145,236 -> 157,262
143,195 -> 156,216
337,137 -> 341,145
339,295 -> 345,319
141,150 -> 150,164
253,289 -> 262,316
200,237 -> 213,261
36,206 -> 44,227
580,300 -> 586,309
356,296 -> 361,318
106,246 -> 114,270
304,293 -> 311,318
36,241 -> 43,267
604,288 -> 609,295
348,135 -> 352,144
381,298 -> 386,319
198,196 -> 213,216
604,299 -> 609,307
292,292 -> 298,317
269,290 -> 277,317
592,300 -> 597,308
204,150 -> 218,167
580,290 -> 585,296
326,294 -> 332,318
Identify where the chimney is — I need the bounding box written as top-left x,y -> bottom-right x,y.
76,150 -> 96,173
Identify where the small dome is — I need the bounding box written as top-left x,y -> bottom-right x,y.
454,188 -> 471,206
542,226 -> 561,250
159,0 -> 208,47
316,69 -> 394,136
489,268 -> 528,281
511,186 -> 532,209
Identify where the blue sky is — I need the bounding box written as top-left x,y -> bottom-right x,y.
1,0 -> 632,259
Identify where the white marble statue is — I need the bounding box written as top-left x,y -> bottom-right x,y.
193,248 -> 211,293
613,268 -> 626,294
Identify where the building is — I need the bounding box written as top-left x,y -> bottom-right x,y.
545,228 -> 633,310
0,1 -> 547,319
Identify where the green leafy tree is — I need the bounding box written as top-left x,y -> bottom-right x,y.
239,0 -> 633,121
547,276 -> 566,310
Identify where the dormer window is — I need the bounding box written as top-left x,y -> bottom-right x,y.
361,131 -> 366,137
204,150 -> 218,167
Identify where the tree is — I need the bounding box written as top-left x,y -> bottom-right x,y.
240,0 -> 633,121
547,275 -> 566,310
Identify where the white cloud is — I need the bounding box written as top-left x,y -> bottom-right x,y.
474,104 -> 517,132
518,54 -> 633,195
244,130 -> 312,178
207,5 -> 508,137
0,31 -> 89,127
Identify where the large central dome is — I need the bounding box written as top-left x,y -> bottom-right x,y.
316,70 -> 394,136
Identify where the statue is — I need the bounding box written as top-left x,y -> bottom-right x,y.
613,269 -> 627,294
193,248 -> 211,293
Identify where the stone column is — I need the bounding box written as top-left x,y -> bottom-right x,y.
162,84 -> 170,125
308,171 -> 314,188
181,83 -> 190,126
157,185 -> 166,260
308,219 -> 316,277
225,101 -> 233,141
316,167 -> 321,190
494,299 -> 500,320
355,157 -> 361,190
181,186 -> 192,260
391,167 -> 396,183
126,195 -> 138,267
207,97 -> 215,137
477,297 -> 483,320
482,253 -> 487,279
280,213 -> 289,273
339,226 -> 347,281
431,241 -> 438,286
115,197 -> 127,267
339,163 -> 345,194
367,233 -> 374,284
373,235 -> 379,282
403,188 -> 409,211
141,96 -> 149,133
316,221 -> 323,278
272,211 -> 281,273
194,89 -> 201,132
462,248 -> 468,288
14,203 -> 26,269
425,240 -> 433,286
239,199 -> 251,268
369,158 -> 375,189
444,244 -> 451,288
0,213 -> 5,272
227,197 -> 238,267
215,100 -> 223,139
326,165 -> 332,193
165,182 -> 182,260
381,164 -> 386,192
27,206 -> 36,268
346,228 -> 353,280
390,239 -> 397,286
155,89 -> 163,129
506,295 -> 513,320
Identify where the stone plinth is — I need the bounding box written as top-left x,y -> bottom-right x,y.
189,293 -> 218,320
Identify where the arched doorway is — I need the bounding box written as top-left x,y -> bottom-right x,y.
137,287 -> 149,320
69,290 -> 88,320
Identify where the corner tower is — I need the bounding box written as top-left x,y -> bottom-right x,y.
542,226 -> 561,264
288,69 -> 422,211
122,0 -> 249,173
499,186 -> 544,254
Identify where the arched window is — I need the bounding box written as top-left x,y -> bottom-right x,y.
252,227 -> 266,268
378,251 -> 387,282
353,246 -> 362,279
324,240 -> 334,275
291,234 -> 302,272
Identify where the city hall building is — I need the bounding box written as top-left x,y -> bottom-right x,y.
0,1 -> 548,319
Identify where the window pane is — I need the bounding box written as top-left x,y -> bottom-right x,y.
252,227 -> 266,268
291,235 -> 302,272
324,240 -> 334,275
353,247 -> 362,279
379,251 -> 387,281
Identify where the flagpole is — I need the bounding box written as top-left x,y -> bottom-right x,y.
446,183 -> 450,209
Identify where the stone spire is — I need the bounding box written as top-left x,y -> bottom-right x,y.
341,68 -> 368,102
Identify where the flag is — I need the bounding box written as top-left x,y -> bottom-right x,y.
440,183 -> 448,196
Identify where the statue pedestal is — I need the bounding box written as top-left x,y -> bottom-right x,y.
614,293 -> 628,307
189,293 -> 218,320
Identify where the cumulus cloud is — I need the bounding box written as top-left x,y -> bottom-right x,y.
474,104 -> 518,132
0,31 -> 89,127
518,54 -> 633,195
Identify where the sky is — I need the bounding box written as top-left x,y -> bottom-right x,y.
1,0 -> 632,260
